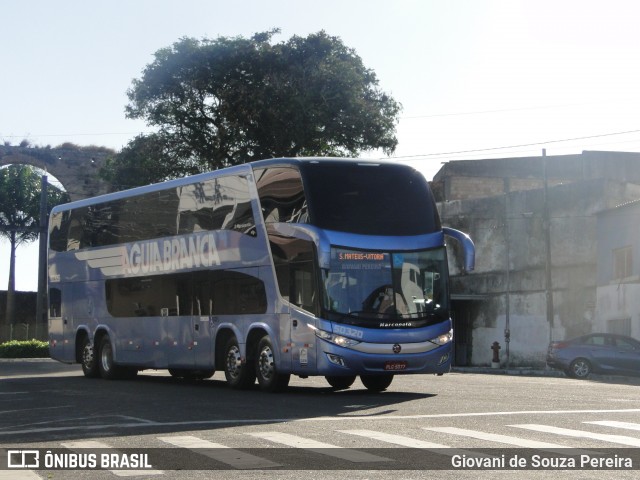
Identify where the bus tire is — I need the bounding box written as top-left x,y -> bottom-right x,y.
98,336 -> 121,380
169,368 -> 214,380
360,374 -> 394,392
223,336 -> 255,389
256,335 -> 290,393
80,337 -> 100,378
325,375 -> 356,390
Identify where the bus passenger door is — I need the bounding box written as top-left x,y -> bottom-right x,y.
269,233 -> 321,375
48,286 -> 74,362
192,316 -> 213,369
290,307 -> 318,375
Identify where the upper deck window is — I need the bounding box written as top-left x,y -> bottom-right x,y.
49,175 -> 255,252
255,167 -> 308,224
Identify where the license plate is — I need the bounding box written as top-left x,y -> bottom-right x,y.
384,361 -> 408,371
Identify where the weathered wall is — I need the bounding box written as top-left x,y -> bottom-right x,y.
594,201 -> 640,339
432,151 -> 640,202
442,176 -> 640,366
596,284 -> 640,338
0,144 -> 113,201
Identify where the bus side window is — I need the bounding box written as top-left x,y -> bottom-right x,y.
177,177 -> 256,236
105,271 -> 267,318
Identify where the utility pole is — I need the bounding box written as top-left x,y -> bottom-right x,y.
542,149 -> 554,343
504,192 -> 511,367
35,174 -> 48,339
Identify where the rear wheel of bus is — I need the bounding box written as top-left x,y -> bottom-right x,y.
98,335 -> 137,380
256,335 -> 290,392
360,374 -> 394,392
80,336 -> 100,378
223,336 -> 256,389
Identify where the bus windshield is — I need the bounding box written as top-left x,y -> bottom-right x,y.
322,247 -> 449,326
301,162 -> 440,236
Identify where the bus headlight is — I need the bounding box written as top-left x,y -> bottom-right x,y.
430,330 -> 453,346
315,329 -> 361,348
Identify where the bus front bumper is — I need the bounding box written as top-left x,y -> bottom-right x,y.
315,340 -> 452,376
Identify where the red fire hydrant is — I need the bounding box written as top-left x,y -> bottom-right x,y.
491,341 -> 501,368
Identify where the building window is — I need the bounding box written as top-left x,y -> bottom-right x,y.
613,246 -> 632,281
607,318 -> 631,336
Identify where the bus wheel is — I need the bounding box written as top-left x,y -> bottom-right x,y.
80,337 -> 100,378
325,375 -> 356,390
256,335 -> 290,392
223,337 -> 255,389
98,336 -> 120,380
190,370 -> 214,380
360,374 -> 394,392
169,368 -> 214,380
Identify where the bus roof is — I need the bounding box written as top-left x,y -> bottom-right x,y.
50,157 -> 420,214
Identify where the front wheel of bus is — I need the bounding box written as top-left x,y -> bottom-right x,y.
361,374 -> 394,392
325,375 -> 356,390
256,336 -> 290,393
80,337 -> 100,378
224,337 -> 255,389
169,368 -> 215,380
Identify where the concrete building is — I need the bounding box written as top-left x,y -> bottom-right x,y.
595,200 -> 640,339
433,151 -> 640,367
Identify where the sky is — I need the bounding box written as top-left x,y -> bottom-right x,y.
3,0 -> 640,291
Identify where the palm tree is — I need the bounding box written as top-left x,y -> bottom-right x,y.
0,165 -> 67,326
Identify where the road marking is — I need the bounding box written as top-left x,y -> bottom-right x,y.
61,440 -> 163,476
307,408 -> 640,421
4,408 -> 640,436
0,471 -> 41,479
509,424 -> 640,447
424,426 -> 597,454
586,421 -> 640,432
158,435 -> 280,469
340,429 -> 448,448
248,431 -> 392,463
0,406 -> 71,416
0,415 -> 159,435
339,428 -> 494,459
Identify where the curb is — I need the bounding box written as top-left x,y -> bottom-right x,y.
452,366 -> 640,385
452,366 -> 562,377
0,357 -> 53,362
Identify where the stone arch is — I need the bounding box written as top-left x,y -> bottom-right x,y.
0,144 -> 113,201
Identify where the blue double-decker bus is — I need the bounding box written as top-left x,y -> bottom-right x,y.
48,158 -> 474,392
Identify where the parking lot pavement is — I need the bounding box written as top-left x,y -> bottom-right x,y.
1,358 -> 637,385
0,358 -> 79,377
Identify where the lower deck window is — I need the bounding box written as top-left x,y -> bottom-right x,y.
106,270 -> 267,317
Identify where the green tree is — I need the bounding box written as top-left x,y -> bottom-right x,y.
108,30 -> 401,187
101,133 -> 204,190
0,165 -> 67,325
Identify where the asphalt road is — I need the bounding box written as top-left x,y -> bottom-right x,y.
1,359 -> 640,480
